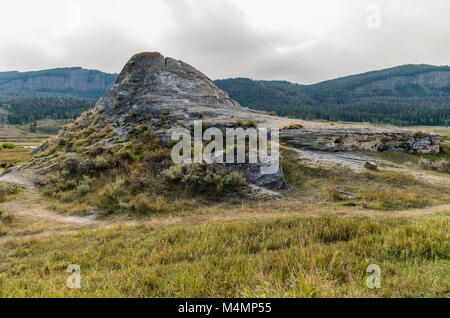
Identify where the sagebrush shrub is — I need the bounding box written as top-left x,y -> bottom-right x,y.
62,153 -> 80,174
163,164 -> 247,197
419,158 -> 450,174
76,184 -> 90,196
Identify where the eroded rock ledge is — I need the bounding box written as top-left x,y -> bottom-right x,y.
280,127 -> 443,154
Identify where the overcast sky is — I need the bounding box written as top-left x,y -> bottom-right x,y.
0,0 -> 449,84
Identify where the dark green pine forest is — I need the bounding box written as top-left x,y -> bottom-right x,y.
2,97 -> 94,125
0,67 -> 114,125
0,64 -> 448,126
215,64 -> 450,126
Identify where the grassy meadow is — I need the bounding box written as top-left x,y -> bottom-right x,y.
0,120 -> 58,169
0,213 -> 448,297
0,124 -> 448,298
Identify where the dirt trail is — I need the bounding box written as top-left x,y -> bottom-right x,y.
0,170 -> 99,243
0,170 -> 97,225
0,169 -> 449,244
293,147 -> 450,187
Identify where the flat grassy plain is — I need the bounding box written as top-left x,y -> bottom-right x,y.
0,126 -> 449,297
280,145 -> 450,211
0,119 -> 69,137
0,140 -> 45,169
0,148 -> 33,169
0,122 -> 53,169
0,212 -> 448,297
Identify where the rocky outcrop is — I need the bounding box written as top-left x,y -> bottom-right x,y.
0,67 -> 116,99
95,52 -> 240,116
280,127 -> 443,154
230,154 -> 288,190
98,52 -> 288,189
31,52 -> 444,192
39,52 -> 289,190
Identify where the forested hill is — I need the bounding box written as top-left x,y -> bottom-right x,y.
0,67 -> 116,125
215,64 -> 450,126
2,96 -> 94,125
1,64 -> 449,126
0,67 -> 117,100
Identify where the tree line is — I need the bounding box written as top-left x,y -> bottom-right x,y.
2,96 -> 94,125
215,68 -> 450,126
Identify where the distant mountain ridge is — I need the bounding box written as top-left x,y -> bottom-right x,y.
0,64 -> 448,125
0,67 -> 117,100
215,64 -> 450,125
306,64 -> 450,99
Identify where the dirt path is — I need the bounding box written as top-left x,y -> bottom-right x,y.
0,170 -> 97,225
0,170 -> 99,243
293,147 -> 450,187
0,169 -> 449,244
296,148 -> 370,172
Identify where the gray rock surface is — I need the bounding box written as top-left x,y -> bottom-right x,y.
364,161 -> 378,170
280,127 -> 443,154
52,52 -> 289,190
95,52 -> 240,118
33,52 -> 445,191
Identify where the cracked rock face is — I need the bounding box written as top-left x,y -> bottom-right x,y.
91,52 -> 289,139
280,127 -> 443,154
35,52 -> 444,191
92,52 -> 444,156
57,52 -> 290,190
95,52 -> 240,125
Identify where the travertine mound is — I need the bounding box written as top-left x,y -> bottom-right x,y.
87,52 -> 284,140
36,52 -> 289,190
280,127 -> 443,154
96,52 -> 240,115
32,52 -> 444,191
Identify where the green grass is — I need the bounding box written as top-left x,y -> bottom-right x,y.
0,214 -> 448,297
355,187 -> 430,210
0,181 -> 25,202
0,138 -> 48,143
0,182 -> 25,236
0,121 -> 59,138
17,119 -> 71,135
0,148 -> 33,168
0,209 -> 13,236
34,123 -> 250,216
0,123 -> 448,298
418,158 -> 450,174
281,145 -> 450,210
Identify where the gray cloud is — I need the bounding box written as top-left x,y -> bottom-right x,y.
0,0 -> 448,84
0,23 -> 147,73
160,0 -> 450,83
55,23 -> 149,72
160,0 -> 310,80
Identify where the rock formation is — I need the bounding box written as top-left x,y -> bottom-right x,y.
280,127 -> 443,154
94,51 -> 242,135
30,52 -> 444,192
34,52 -> 290,190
